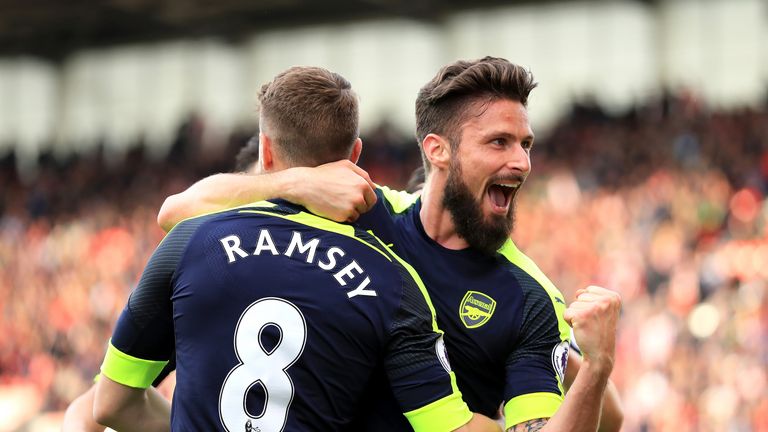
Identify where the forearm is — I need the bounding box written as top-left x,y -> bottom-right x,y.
94,376 -> 171,432
157,160 -> 378,231
597,379 -> 623,432
516,360 -> 610,432
158,172 -> 291,231
62,386 -> 105,432
99,388 -> 170,432
564,353 -> 623,432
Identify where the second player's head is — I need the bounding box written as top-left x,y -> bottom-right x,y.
415,56 -> 537,173
258,66 -> 361,170
234,135 -> 261,174
416,57 -> 538,255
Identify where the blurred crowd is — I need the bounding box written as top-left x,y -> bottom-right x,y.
517,92 -> 768,432
1,92 -> 767,431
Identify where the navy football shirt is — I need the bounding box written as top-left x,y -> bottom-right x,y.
100,201 -> 472,431
352,187 -> 571,430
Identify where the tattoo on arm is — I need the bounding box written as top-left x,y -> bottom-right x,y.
509,418 -> 548,432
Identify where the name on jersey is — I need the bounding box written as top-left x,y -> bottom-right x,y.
219,230 -> 376,299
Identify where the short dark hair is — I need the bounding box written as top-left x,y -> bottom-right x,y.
415,57 -> 537,171
258,66 -> 359,167
234,136 -> 259,173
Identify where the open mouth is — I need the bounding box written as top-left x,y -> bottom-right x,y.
486,182 -> 519,213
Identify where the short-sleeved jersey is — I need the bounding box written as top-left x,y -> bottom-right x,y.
352,187 -> 571,430
100,200 -> 472,432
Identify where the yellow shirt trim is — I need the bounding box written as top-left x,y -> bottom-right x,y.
377,185 -> 419,214
100,341 -> 168,389
404,387 -> 473,432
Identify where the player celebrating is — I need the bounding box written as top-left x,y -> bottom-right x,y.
156,57 -> 622,431
92,66 -> 501,432
402,144 -> 623,432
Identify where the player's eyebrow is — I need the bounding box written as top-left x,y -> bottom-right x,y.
481,130 -> 535,142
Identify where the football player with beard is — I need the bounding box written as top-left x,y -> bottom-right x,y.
156,57 -> 621,432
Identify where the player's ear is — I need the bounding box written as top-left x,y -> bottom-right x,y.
259,132 -> 274,172
349,138 -> 362,164
422,133 -> 450,171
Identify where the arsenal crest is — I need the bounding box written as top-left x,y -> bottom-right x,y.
459,291 -> 496,328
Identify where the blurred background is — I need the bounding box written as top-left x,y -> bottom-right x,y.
1,0 -> 767,430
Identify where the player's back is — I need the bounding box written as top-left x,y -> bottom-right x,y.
168,201 -> 439,431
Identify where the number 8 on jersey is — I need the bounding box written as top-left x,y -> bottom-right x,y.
219,298 -> 308,431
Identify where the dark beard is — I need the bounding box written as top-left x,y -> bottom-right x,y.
442,160 -> 516,256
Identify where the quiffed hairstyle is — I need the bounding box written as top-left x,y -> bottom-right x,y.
258,66 -> 359,166
415,56 -> 537,171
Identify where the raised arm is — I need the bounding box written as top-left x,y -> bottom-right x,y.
158,160 -> 377,231
510,286 -> 621,432
565,351 -> 624,432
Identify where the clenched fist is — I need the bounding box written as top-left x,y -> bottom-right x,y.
563,286 -> 621,373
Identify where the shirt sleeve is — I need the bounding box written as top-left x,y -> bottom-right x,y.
502,279 -> 570,429
381,256 -> 473,432
100,218 -> 203,388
